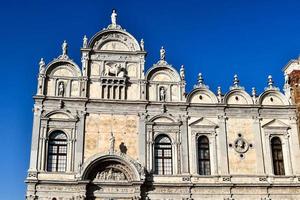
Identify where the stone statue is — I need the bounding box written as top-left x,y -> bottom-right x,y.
62,40 -> 68,56
109,132 -> 115,154
160,46 -> 165,60
39,58 -> 46,74
140,39 -> 144,51
83,35 -> 88,48
58,82 -> 64,96
111,9 -> 117,26
159,87 -> 166,101
180,65 -> 185,80
284,72 -> 289,85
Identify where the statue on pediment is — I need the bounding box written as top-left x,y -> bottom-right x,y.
111,9 -> 117,26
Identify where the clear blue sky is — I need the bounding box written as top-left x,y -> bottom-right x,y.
1,0 -> 300,199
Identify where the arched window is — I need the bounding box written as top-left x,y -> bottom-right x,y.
271,137 -> 285,175
47,131 -> 67,172
198,136 -> 210,175
154,135 -> 172,175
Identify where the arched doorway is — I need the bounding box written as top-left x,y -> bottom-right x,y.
80,154 -> 145,200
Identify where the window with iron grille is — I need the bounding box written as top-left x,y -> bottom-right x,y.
271,137 -> 285,175
47,131 -> 67,172
154,135 -> 172,175
198,135 -> 211,175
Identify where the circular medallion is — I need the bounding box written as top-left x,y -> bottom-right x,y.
233,137 -> 249,153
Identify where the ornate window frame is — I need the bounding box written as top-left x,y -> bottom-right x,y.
146,116 -> 181,175
262,120 -> 292,176
39,111 -> 78,172
189,118 -> 218,175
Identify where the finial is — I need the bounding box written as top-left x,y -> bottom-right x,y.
252,87 -> 257,103
233,74 -> 239,87
83,35 -> 88,48
252,87 -> 256,97
217,86 -> 222,103
160,46 -> 166,60
111,9 -> 117,26
268,75 -> 273,88
140,39 -> 144,51
62,40 -> 68,56
180,65 -> 185,80
264,75 -> 279,91
194,72 -> 208,88
198,73 -> 204,85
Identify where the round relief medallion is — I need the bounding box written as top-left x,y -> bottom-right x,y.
233,137 -> 249,153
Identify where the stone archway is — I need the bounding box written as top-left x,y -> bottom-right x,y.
80,154 -> 145,200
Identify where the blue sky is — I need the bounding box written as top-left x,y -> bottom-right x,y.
2,0 -> 300,199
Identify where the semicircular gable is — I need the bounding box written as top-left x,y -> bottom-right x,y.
146,66 -> 180,82
188,88 -> 218,104
89,29 -> 141,51
224,89 -> 253,105
258,90 -> 289,106
45,60 -> 81,78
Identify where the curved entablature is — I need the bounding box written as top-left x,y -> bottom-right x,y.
224,89 -> 253,105
149,114 -> 177,123
79,153 -> 145,182
89,29 -> 141,52
43,110 -> 77,120
258,89 -> 289,106
187,87 -> 218,104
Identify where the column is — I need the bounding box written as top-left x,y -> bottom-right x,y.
252,116 -> 265,174
138,113 -> 146,166
283,134 -> 293,175
74,111 -> 86,172
217,115 -> 229,174
180,117 -> 189,173
263,132 -> 273,175
289,117 -> 300,174
37,122 -> 47,171
210,132 -> 218,175
190,131 -> 197,174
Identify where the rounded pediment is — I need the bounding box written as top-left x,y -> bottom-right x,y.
258,90 -> 289,106
224,89 -> 253,105
146,65 -> 181,82
187,88 -> 218,104
45,60 -> 81,78
89,29 -> 141,52
80,154 -> 144,182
